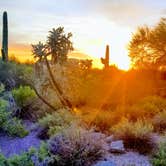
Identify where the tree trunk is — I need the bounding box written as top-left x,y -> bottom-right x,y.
44,56 -> 72,109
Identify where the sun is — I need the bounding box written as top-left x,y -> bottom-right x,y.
113,55 -> 131,71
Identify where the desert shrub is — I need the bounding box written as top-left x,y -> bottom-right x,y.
48,126 -> 105,166
0,152 -> 34,166
138,96 -> 166,116
0,83 -> 5,95
111,118 -> 154,153
151,138 -> 166,166
0,98 -> 28,137
0,60 -> 33,89
38,109 -> 79,137
123,96 -> 166,121
0,143 -> 49,166
86,110 -> 119,132
153,110 -> 166,133
12,86 -> 36,108
3,118 -> 28,137
8,152 -> 34,166
0,154 -> 7,166
0,99 -> 9,127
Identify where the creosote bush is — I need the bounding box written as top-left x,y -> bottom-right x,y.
48,125 -> 105,166
3,118 -> 28,137
111,118 -> 154,154
12,86 -> 36,108
38,108 -> 80,137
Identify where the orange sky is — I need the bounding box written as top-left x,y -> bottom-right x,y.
1,0 -> 165,70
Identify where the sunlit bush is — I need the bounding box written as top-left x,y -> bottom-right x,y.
38,108 -> 79,137
85,110 -> 119,132
48,126 -> 105,166
123,96 -> 166,121
12,86 -> 36,108
111,118 -> 154,153
153,110 -> 166,133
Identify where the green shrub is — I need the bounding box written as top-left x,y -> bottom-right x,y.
153,111 -> 166,133
0,99 -> 8,127
0,152 -> 34,166
111,118 -> 154,153
0,60 -> 33,89
38,109 -> 79,137
37,142 -> 49,161
0,143 -> 49,166
0,83 -> 5,95
8,152 -> 34,166
3,118 -> 28,137
151,139 -> 166,166
48,126 -> 105,166
12,86 -> 36,108
0,154 -> 7,166
0,98 -> 28,137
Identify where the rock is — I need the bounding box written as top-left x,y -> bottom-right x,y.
105,135 -> 114,143
94,161 -> 116,166
109,140 -> 125,154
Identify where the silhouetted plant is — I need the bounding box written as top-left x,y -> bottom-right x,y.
32,27 -> 74,110
46,27 -> 73,64
101,45 -> 110,68
32,41 -> 46,62
1,11 -> 8,62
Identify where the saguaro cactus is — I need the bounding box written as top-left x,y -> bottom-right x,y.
101,45 -> 109,68
1,11 -> 8,61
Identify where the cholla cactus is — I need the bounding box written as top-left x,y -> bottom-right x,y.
46,27 -> 74,64
32,41 -> 46,62
101,45 -> 110,68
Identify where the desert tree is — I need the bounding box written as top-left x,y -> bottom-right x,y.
32,27 -> 74,110
128,18 -> 166,69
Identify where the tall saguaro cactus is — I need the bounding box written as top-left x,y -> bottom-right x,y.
1,11 -> 8,61
101,45 -> 110,68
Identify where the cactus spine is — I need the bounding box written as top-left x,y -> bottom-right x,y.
101,45 -> 110,68
1,11 -> 8,61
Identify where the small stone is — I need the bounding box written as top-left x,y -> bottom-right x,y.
94,161 -> 116,166
105,135 -> 114,143
109,140 -> 125,154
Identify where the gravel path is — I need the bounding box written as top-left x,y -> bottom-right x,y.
94,152 -> 152,166
0,121 -> 41,157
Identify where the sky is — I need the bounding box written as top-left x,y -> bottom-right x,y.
0,0 -> 165,69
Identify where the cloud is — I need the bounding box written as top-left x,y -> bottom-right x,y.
162,9 -> 166,14
93,0 -> 165,27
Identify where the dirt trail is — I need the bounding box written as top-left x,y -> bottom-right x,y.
0,121 -> 41,157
